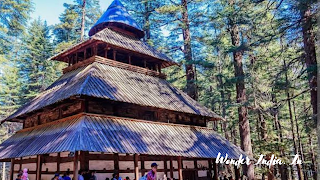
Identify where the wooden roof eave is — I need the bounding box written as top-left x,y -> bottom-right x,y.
49,39 -> 95,62
51,38 -> 178,68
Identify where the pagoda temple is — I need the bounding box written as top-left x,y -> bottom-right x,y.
0,1 -> 247,180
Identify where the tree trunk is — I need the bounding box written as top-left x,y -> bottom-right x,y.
80,0 -> 86,41
143,0 -> 151,40
181,0 -> 197,100
299,3 -> 319,180
283,59 -> 303,180
217,49 -> 229,140
272,92 -> 288,180
272,93 -> 288,180
300,3 -> 317,118
292,100 -> 307,180
303,96 -> 317,180
228,2 -> 254,179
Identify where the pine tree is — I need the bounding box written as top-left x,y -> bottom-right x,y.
53,0 -> 101,44
21,19 -> 60,100
0,0 -> 32,53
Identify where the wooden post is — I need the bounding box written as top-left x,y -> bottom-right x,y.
80,151 -> 89,171
128,55 -> 132,64
213,159 -> 218,180
234,165 -> 240,180
141,160 -> 145,176
104,46 -> 109,58
36,155 -> 42,180
73,151 -> 79,180
93,46 -> 98,56
75,52 -> 78,63
19,158 -> 22,171
9,159 -> 14,180
208,159 -> 212,180
114,153 -> 119,174
134,154 -> 139,180
170,157 -> 173,179
194,160 -> 197,170
57,153 -> 61,173
113,50 -> 117,61
164,159 -> 168,176
3,162 -> 6,180
177,156 -> 183,180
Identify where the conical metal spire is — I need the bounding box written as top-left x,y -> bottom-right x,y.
88,0 -> 144,38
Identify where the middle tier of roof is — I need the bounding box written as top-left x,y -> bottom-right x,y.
5,57 -> 221,121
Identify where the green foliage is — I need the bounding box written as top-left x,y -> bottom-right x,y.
19,19 -> 60,100
53,0 -> 101,43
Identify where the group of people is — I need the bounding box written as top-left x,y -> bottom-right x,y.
107,162 -> 159,180
51,170 -> 96,180
15,169 -> 29,180
15,162 -> 164,180
78,170 -> 98,180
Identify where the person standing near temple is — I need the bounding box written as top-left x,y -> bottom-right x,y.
21,168 -> 28,180
78,170 -> 85,180
89,171 -> 97,180
146,163 -> 157,180
111,173 -> 118,180
62,171 -> 71,180
16,173 -> 22,180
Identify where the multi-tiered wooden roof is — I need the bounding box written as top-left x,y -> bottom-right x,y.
0,1 -> 247,177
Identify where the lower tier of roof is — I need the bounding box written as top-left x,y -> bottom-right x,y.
0,114 -> 246,160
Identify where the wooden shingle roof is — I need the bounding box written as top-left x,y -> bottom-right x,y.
51,28 -> 177,68
4,58 -> 221,121
0,114 -> 245,159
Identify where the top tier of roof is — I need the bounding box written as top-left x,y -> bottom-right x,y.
88,0 -> 144,38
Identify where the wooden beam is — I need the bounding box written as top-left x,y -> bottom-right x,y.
134,154 -> 139,180
36,155 -> 42,180
10,159 -> 14,180
213,159 -> 218,180
170,157 -> 173,179
73,151 -> 79,180
177,156 -> 183,180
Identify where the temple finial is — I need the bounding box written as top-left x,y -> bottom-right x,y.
88,0 -> 144,38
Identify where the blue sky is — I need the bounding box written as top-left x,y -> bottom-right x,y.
31,0 -> 113,25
